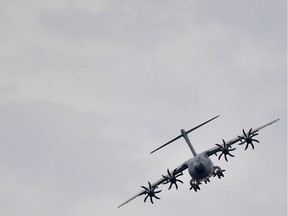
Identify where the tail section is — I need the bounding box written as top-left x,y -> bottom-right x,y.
181,129 -> 197,156
150,115 -> 220,154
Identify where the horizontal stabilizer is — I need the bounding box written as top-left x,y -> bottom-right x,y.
150,115 -> 220,154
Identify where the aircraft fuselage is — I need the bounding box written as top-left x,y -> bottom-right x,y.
187,154 -> 214,181
181,128 -> 214,181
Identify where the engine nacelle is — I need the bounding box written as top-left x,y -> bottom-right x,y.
213,166 -> 225,179
189,179 -> 201,191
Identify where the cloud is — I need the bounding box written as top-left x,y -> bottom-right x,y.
0,0 -> 286,215
0,101 -> 118,214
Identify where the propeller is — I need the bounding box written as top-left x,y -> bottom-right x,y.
140,182 -> 161,204
162,169 -> 183,190
238,128 -> 259,150
215,139 -> 236,162
213,166 -> 225,179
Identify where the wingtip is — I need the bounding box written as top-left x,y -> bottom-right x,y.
273,118 -> 280,123
149,149 -> 158,154
118,203 -> 125,208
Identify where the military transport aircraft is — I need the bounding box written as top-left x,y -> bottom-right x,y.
118,116 -> 279,208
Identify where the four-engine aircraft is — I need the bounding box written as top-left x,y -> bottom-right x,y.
118,116 -> 279,208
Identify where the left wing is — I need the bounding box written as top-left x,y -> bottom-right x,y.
205,119 -> 280,157
118,160 -> 189,208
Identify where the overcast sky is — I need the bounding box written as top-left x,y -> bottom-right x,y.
0,0 -> 286,216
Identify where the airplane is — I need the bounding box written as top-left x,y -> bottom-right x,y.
118,115 -> 280,208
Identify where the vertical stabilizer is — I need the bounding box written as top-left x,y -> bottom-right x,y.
181,129 -> 197,156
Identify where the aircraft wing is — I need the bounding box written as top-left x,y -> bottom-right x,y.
205,119 -> 280,157
118,160 -> 189,208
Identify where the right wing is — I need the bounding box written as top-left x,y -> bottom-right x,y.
205,119 -> 280,157
118,160 -> 189,208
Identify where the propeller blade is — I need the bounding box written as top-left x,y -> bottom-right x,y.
251,139 -> 260,143
154,194 -> 161,200
150,196 -> 154,204
162,168 -> 183,190
239,128 -> 260,150
216,139 -> 235,161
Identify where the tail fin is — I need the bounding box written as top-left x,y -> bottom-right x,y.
150,115 -> 220,154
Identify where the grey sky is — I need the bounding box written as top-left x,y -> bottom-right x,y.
0,0 -> 286,216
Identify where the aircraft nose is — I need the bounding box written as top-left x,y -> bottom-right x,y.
195,163 -> 206,174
